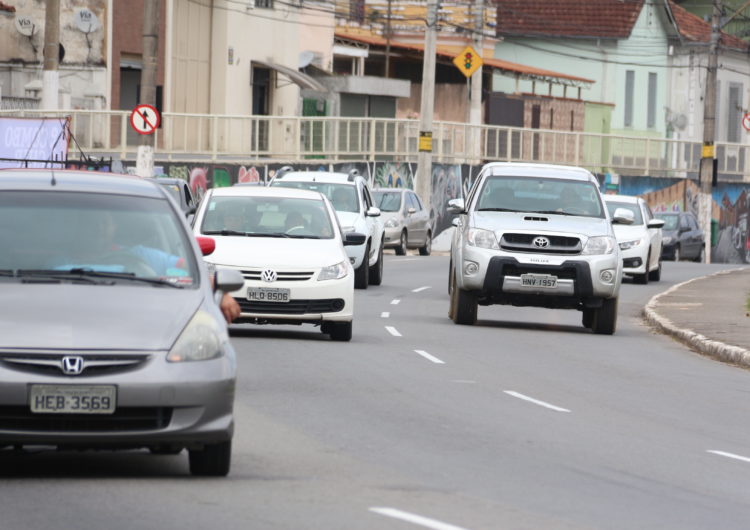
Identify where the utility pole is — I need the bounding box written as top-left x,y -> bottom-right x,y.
469,0 -> 484,163
385,0 -> 392,78
136,0 -> 160,178
41,0 -> 60,110
416,0 -> 438,216
698,0 -> 720,263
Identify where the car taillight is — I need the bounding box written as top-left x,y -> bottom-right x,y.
196,236 -> 216,256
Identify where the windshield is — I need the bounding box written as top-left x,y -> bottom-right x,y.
201,196 -> 335,239
656,214 -> 679,230
0,191 -> 198,285
271,181 -> 359,213
605,201 -> 643,225
373,191 -> 402,212
476,176 -> 605,218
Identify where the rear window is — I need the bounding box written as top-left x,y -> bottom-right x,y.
271,181 -> 359,213
373,191 -> 402,212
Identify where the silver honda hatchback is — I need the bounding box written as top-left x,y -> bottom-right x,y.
0,170 -> 243,476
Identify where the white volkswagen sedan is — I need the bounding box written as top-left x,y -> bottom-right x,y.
603,194 -> 664,284
192,186 -> 364,341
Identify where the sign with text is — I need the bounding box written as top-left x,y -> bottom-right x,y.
0,117 -> 70,169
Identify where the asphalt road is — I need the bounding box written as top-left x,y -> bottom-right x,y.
1,254 -> 748,530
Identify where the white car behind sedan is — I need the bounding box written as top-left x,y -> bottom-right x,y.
192,186 -> 365,341
604,194 -> 664,284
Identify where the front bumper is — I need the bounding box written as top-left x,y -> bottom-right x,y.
0,355 -> 235,447
383,226 -> 403,248
619,244 -> 649,274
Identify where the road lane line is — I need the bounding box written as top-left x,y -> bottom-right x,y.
504,391 -> 570,413
414,350 -> 445,364
385,326 -> 402,337
381,311 -> 390,318
369,507 -> 469,530
707,450 -> 750,463
412,286 -> 432,293
391,299 -> 401,305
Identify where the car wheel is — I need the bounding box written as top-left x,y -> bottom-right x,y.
581,308 -> 594,329
591,297 -> 618,335
189,440 -> 231,476
328,321 -> 353,342
449,270 -> 477,325
395,230 -> 407,256
674,245 -> 681,262
648,256 -> 661,282
354,243 -> 369,289
694,246 -> 705,263
633,251 -> 650,285
419,230 -> 432,256
368,241 -> 384,285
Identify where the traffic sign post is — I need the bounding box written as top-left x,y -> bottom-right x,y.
130,104 -> 160,135
452,45 -> 483,78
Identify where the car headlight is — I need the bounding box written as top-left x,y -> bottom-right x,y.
384,218 -> 399,228
662,236 -> 673,245
582,236 -> 616,255
618,238 -> 644,251
318,260 -> 349,281
341,226 -> 355,233
167,310 -> 224,362
467,228 -> 500,250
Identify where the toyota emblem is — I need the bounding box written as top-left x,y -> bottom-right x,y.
261,269 -> 278,282
532,236 -> 550,249
61,356 -> 85,375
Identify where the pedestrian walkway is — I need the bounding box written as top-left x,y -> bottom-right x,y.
644,267 -> 750,367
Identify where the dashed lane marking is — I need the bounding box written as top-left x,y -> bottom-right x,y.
391,299 -> 401,305
369,507 -> 469,530
385,326 -> 402,337
412,286 -> 432,293
414,350 -> 445,364
381,312 -> 390,318
504,391 -> 571,413
707,450 -> 750,463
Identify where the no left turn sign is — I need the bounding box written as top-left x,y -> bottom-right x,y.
130,104 -> 160,135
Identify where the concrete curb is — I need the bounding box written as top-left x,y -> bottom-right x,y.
642,267 -> 750,368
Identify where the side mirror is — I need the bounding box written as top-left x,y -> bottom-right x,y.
214,268 -> 244,293
447,198 -> 465,214
366,206 -> 381,217
186,205 -> 197,216
612,207 -> 634,225
407,207 -> 416,215
647,218 -> 665,229
196,236 -> 216,256
679,225 -> 690,233
343,232 -> 367,246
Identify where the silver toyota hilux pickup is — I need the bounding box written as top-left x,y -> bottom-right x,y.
448,162 -> 631,334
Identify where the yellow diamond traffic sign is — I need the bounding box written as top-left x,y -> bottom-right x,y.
453,45 -> 483,78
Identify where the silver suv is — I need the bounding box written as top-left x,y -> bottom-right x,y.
448,162 -> 627,334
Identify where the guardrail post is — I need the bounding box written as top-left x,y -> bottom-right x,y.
574,131 -> 581,166
295,117 -> 301,160
645,137 -> 651,176
369,120 -> 376,161
120,112 -> 127,161
211,115 -> 218,161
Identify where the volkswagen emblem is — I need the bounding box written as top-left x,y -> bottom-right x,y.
61,356 -> 85,375
532,236 -> 551,249
261,269 -> 278,283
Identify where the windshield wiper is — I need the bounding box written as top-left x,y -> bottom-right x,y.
530,210 -> 578,216
202,230 -> 252,236
18,269 -> 184,288
284,234 -> 322,239
477,207 -> 517,212
15,269 -> 112,285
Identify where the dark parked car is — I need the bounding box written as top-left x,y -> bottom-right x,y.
655,211 -> 705,262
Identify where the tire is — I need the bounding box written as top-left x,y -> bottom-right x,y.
354,244 -> 369,289
189,440 -> 231,477
633,251 -> 650,285
648,256 -> 661,281
449,270 -> 477,325
582,308 -> 594,329
674,245 -> 681,262
328,321 -> 352,342
591,297 -> 618,335
395,231 -> 407,256
368,241 -> 384,285
694,246 -> 705,263
419,231 -> 432,256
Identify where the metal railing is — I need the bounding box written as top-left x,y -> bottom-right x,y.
1,109 -> 747,179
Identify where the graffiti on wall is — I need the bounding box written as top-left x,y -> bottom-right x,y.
373,162 -> 414,189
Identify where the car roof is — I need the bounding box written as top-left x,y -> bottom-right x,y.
0,168 -> 164,198
209,185 -> 325,200
482,162 -> 597,182
602,194 -> 640,204
373,187 -> 407,193
153,177 -> 187,186
274,171 -> 360,185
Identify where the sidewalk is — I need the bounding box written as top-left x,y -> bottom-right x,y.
644,267 -> 750,367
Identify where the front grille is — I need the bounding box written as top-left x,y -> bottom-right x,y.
500,233 -> 581,254
0,407 -> 172,432
240,269 -> 314,281
236,298 -> 345,314
0,353 -> 151,377
503,264 -> 578,281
